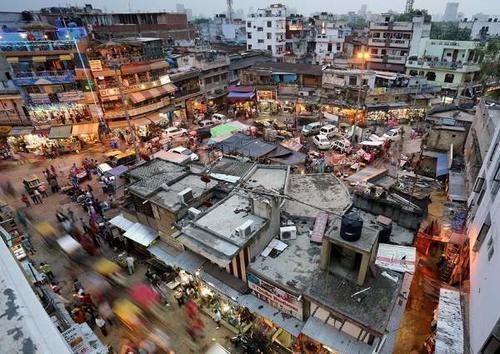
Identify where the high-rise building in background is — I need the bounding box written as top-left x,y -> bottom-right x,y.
358,4 -> 367,18
442,2 -> 459,22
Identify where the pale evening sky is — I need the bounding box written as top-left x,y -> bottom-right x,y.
2,0 -> 499,18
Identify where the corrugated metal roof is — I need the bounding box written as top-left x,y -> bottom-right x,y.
123,223 -> 158,247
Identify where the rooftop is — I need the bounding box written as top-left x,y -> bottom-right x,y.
325,216 -> 379,254
149,174 -> 218,212
285,174 -> 351,218
208,156 -> 255,182
355,209 -> 416,246
251,62 -> 323,76
243,165 -> 289,194
126,158 -> 189,197
249,219 -> 321,294
305,268 -> 403,335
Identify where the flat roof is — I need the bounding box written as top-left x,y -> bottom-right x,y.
285,174 -> 351,218
208,156 -> 255,181
355,209 -> 416,246
325,216 -> 379,254
435,289 -> 464,354
150,174 -> 218,212
249,220 -> 321,294
244,165 -> 288,194
127,158 -> 188,197
305,269 -> 403,335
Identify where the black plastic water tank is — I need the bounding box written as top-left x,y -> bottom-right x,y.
340,213 -> 363,242
378,224 -> 392,243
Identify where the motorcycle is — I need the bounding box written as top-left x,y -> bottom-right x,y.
230,334 -> 263,353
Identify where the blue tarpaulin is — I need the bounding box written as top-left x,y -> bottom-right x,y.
436,153 -> 449,177
216,133 -> 277,158
227,91 -> 255,100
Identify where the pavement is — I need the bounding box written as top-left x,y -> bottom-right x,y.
0,144 -> 238,354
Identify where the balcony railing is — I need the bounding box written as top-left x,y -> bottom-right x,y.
0,40 -> 75,52
12,70 -> 75,79
94,54 -> 165,66
407,59 -> 481,71
368,85 -> 442,96
12,70 -> 76,85
368,38 -> 409,48
104,98 -> 171,119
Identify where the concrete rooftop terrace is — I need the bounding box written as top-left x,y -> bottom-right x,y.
355,209 -> 416,246
249,220 -> 321,294
325,216 -> 379,254
244,165 -> 289,194
285,174 -> 351,218
127,158 -> 189,197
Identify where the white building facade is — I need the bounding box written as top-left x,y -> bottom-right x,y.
459,15 -> 500,40
467,102 -> 500,353
246,4 -> 286,58
314,24 -> 345,65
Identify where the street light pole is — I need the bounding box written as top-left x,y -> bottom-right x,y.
356,51 -> 370,108
110,64 -> 140,163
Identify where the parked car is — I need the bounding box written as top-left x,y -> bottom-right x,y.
331,139 -> 352,154
320,124 -> 339,138
169,146 -> 199,161
211,113 -> 228,124
164,127 -> 187,138
199,120 -> 215,128
302,122 -> 322,136
382,128 -> 402,142
312,134 -> 331,150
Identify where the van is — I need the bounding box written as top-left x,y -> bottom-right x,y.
331,139 -> 352,154
211,113 -> 228,124
97,163 -> 112,177
302,122 -> 321,136
110,151 -> 136,166
199,120 -> 215,128
320,124 -> 338,138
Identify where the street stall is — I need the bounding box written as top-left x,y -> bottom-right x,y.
131,117 -> 154,139
256,87 -> 279,115
366,104 -> 427,125
28,103 -> 91,126
122,222 -> 159,255
71,122 -> 99,144
226,86 -> 256,119
48,124 -> 80,153
186,95 -> 207,120
295,97 -> 320,118
321,103 -> 365,125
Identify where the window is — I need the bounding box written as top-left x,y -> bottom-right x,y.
257,27 -> 263,32
494,162 -> 500,182
349,76 -> 357,85
477,187 -> 486,206
247,32 -> 252,39
247,44 -> 252,50
409,70 -> 418,76
371,48 -> 378,54
267,21 -> 272,27
473,214 -> 490,252
258,39 -> 264,44
267,45 -> 272,51
381,49 -> 386,55
373,32 -> 381,38
474,177 -> 486,192
336,44 -> 341,51
444,74 -> 455,83
247,22 -> 251,28
426,72 -> 436,81
267,33 -> 272,39
487,237 -> 495,261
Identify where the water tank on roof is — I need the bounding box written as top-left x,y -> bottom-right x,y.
340,213 -> 363,242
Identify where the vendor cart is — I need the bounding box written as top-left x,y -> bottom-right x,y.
24,175 -> 43,194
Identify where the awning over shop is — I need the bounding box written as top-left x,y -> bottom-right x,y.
129,84 -> 177,104
105,165 -> 128,177
217,133 -> 276,158
121,63 -> 152,75
210,123 -> 241,138
107,120 -> 129,129
123,223 -> 158,247
435,289 -> 464,354
9,126 -> 34,136
101,95 -> 121,102
301,316 -> 372,353
109,214 -> 135,231
72,123 -> 99,136
148,243 -> 204,274
228,86 -> 254,93
48,124 -> 72,139
227,91 -> 255,101
149,61 -> 169,71
131,117 -> 152,127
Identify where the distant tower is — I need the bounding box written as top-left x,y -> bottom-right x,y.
227,0 -> 234,21
405,0 -> 414,14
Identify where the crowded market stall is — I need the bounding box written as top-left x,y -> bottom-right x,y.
28,103 -> 91,126
256,87 -> 278,115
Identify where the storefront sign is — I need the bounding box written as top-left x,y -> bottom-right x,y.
57,90 -> 84,103
29,93 -> 51,104
159,75 -> 172,85
63,323 -> 107,354
89,60 -> 103,72
247,272 -> 303,320
257,90 -> 276,101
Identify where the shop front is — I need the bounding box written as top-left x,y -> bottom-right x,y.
48,124 -> 81,154
295,97 -> 320,119
321,103 -> 366,126
226,86 -> 257,119
366,104 -> 426,124
28,103 -> 91,126
71,122 -> 100,144
186,95 -> 207,120
256,87 -> 278,115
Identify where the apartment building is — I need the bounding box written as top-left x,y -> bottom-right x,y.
406,40 -> 481,95
284,14 -> 313,63
0,27 -> 99,127
367,14 -> 431,73
246,4 -> 287,58
459,15 -> 500,39
465,101 -> 500,353
86,38 -> 176,128
314,22 -> 345,65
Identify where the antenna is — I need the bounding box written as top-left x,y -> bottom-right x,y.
227,0 -> 234,22
405,0 -> 414,14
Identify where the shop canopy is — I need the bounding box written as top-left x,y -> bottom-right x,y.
217,133 -> 276,159
131,117 -> 152,127
123,222 -> 158,247
210,123 -> 241,138
129,84 -> 177,104
228,86 -> 255,93
109,214 -> 135,231
71,122 -> 98,136
105,165 -> 128,178
48,124 -> 73,139
107,120 -> 129,130
227,91 -> 255,102
9,126 -> 34,136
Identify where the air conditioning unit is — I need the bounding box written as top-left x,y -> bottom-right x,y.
280,226 -> 297,240
234,220 -> 254,238
178,188 -> 194,205
188,207 -> 202,219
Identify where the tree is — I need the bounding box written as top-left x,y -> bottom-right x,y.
477,38 -> 500,87
396,9 -> 432,23
430,22 -> 471,40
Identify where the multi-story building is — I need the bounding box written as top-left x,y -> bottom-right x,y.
465,100 -> 500,353
442,2 -> 459,22
199,15 -> 247,45
367,14 -> 431,73
0,27 -> 99,127
406,40 -> 481,96
86,38 -> 176,128
314,22 -> 345,65
228,51 -> 271,85
246,4 -> 287,58
459,15 -> 500,40
284,14 -> 313,63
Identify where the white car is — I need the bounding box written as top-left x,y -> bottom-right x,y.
331,139 -> 352,154
382,128 -> 402,142
211,113 -> 228,124
164,127 -> 187,138
312,134 -> 331,150
169,146 -> 199,161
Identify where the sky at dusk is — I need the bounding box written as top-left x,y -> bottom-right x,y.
3,0 -> 498,18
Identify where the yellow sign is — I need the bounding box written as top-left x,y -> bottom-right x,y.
89,60 -> 103,72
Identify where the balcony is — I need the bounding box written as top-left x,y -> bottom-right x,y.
368,84 -> 442,96
12,70 -> 76,86
406,59 -> 481,72
368,38 -> 409,48
369,22 -> 413,31
104,97 -> 171,119
99,78 -> 169,97
0,81 -> 19,94
0,40 -> 76,53
91,54 -> 165,67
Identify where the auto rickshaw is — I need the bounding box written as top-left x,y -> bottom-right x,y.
56,234 -> 87,265
113,298 -> 144,331
93,258 -> 128,288
35,222 -> 58,248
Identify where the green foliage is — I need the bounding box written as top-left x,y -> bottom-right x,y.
477,38 -> 500,84
396,9 -> 432,23
350,17 -> 368,30
430,22 -> 471,40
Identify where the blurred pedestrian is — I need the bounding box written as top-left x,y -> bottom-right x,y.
40,262 -> 55,281
38,184 -> 48,198
50,164 -> 57,176
73,278 -> 84,292
126,255 -> 135,275
213,309 -> 221,329
21,194 -> 31,208
95,316 -> 108,336
97,301 -> 115,326
21,236 -> 35,255
33,189 -> 42,204
175,287 -> 185,307
71,306 -> 86,324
